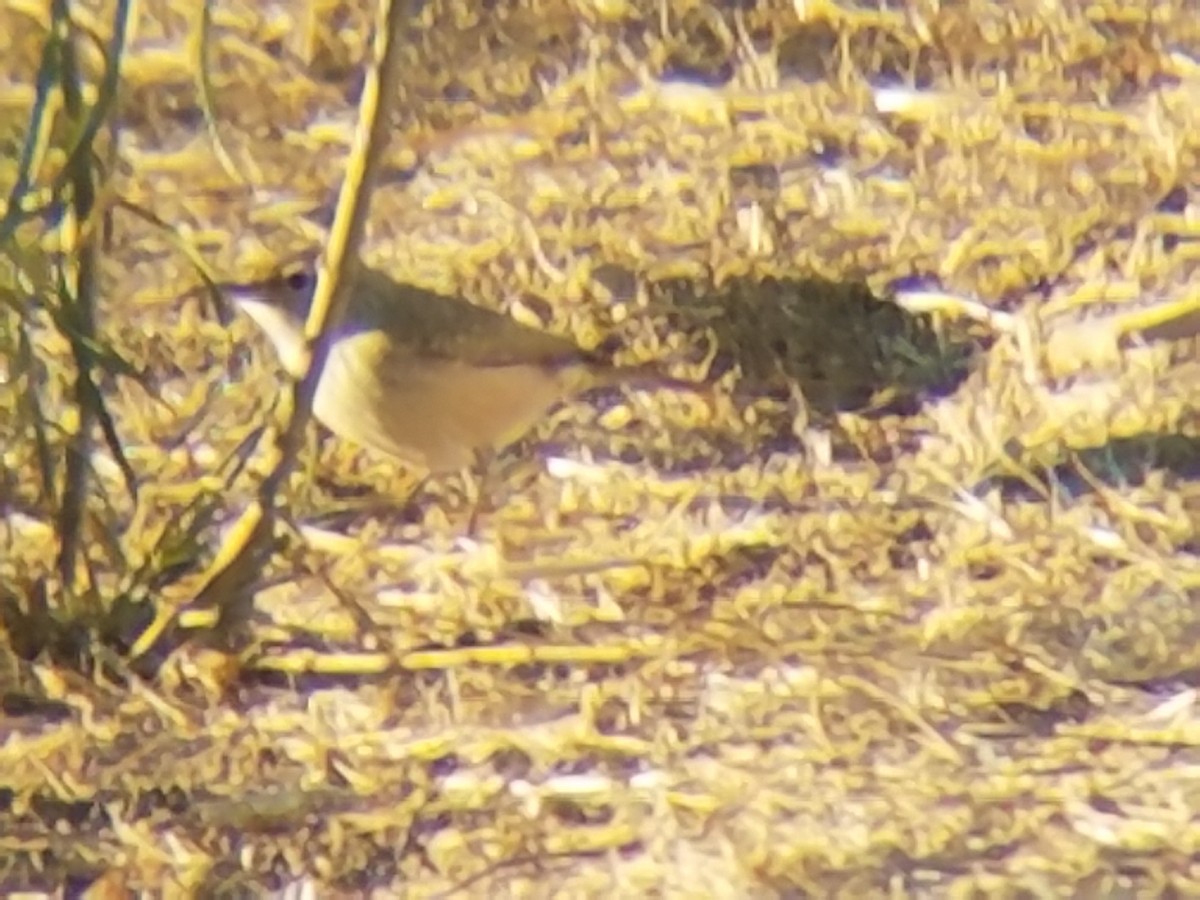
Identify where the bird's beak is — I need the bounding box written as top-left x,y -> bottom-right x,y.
224,282 -> 286,335
222,281 -> 270,310
221,282 -> 307,375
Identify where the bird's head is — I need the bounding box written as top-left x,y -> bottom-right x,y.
223,256 -> 323,374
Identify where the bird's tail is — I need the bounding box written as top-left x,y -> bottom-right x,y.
583,359 -> 716,400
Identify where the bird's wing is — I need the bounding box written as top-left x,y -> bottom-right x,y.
359,269 -> 588,370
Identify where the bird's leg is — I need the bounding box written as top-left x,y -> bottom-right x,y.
464,447 -> 499,536
394,469 -> 434,524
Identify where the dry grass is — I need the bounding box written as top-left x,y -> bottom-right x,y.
1,0 -> 1198,894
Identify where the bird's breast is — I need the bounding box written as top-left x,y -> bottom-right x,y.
311,333 -> 575,472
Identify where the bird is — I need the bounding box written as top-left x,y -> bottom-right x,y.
222,256 -> 709,474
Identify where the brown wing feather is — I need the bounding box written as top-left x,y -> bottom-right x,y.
357,268 -> 587,370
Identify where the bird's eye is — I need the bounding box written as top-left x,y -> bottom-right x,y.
283,269 -> 312,292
